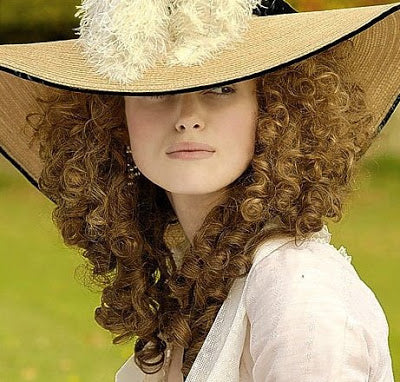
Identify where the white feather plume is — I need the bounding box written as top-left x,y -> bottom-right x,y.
166,0 -> 263,67
73,0 -> 172,85
73,0 -> 263,85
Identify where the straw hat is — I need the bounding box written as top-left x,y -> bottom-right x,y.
0,0 -> 399,204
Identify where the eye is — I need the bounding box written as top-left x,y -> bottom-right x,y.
148,93 -> 169,100
209,85 -> 236,96
147,85 -> 236,100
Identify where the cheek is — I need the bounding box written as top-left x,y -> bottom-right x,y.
221,111 -> 257,156
129,123 -> 153,146
125,106 -> 158,151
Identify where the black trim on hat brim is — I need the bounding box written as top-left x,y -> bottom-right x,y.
0,144 -> 56,205
1,3 -> 399,205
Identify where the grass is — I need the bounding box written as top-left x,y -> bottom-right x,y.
0,152 -> 399,381
0,161 -> 133,381
328,155 -> 400,379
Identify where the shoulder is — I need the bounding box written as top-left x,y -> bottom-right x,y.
244,237 -> 353,312
246,226 -> 355,296
242,234 -> 393,379
250,224 -> 353,272
243,229 -> 390,340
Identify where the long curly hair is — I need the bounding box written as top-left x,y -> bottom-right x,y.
27,38 -> 375,377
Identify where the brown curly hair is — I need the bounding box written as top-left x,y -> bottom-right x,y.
27,38 -> 375,377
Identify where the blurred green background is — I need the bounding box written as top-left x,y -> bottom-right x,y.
1,1 -> 399,381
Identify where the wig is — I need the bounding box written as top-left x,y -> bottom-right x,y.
27,38 -> 375,377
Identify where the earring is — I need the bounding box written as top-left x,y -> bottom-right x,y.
125,145 -> 141,186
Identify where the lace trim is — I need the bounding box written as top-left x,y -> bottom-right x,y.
307,224 -> 352,263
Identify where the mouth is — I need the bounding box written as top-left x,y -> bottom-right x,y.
170,150 -> 213,153
166,141 -> 216,154
166,150 -> 215,159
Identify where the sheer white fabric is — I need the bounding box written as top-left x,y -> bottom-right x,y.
115,225 -> 394,381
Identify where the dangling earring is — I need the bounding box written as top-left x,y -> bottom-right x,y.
125,145 -> 141,186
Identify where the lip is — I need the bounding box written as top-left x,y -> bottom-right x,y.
166,141 -> 215,154
167,151 -> 215,160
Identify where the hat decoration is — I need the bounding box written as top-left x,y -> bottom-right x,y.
73,0 -> 267,85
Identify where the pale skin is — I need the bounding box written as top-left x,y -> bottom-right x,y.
124,78 -> 258,245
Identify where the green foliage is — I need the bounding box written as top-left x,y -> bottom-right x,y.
1,0 -> 78,27
0,0 -> 79,43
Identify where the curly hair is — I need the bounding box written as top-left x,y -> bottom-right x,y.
27,38 -> 375,377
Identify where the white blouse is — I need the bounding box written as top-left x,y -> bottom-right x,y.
115,225 -> 394,381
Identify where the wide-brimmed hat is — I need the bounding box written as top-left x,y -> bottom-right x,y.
0,0 -> 399,202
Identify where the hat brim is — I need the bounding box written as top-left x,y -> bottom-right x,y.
1,2 -> 400,202
1,2 -> 399,95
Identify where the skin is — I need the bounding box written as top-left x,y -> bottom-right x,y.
124,78 -> 258,245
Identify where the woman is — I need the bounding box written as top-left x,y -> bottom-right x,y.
0,0 -> 398,380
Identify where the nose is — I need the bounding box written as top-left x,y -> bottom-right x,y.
174,94 -> 205,132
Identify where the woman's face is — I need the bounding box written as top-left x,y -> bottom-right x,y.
124,78 -> 258,195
